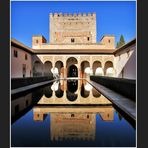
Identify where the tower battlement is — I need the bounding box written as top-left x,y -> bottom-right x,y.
50,12 -> 96,18
49,12 -> 96,44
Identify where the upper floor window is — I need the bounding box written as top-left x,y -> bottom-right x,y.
71,38 -> 75,43
119,54 -> 121,61
25,54 -> 28,60
87,37 -> 90,41
36,40 -> 38,43
22,64 -> 26,78
108,39 -> 111,43
127,50 -> 130,58
14,50 -> 18,58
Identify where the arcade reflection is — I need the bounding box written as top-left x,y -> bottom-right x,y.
11,79 -> 112,123
37,79 -> 111,105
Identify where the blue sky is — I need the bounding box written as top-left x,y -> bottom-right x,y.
11,1 -> 136,48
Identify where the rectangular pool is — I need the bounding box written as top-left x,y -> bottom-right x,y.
11,79 -> 136,147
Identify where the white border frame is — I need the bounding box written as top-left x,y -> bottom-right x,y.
10,1 -> 137,148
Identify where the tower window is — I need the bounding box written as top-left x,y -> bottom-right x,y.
71,114 -> 75,117
71,38 -> 75,43
87,37 -> 90,41
108,39 -> 111,43
36,40 -> 38,43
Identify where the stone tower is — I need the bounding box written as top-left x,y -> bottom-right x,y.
49,12 -> 96,44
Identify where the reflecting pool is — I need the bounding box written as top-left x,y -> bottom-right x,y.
11,79 -> 136,147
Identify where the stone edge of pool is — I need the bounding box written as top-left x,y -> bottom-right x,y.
11,78 -> 84,95
11,79 -> 55,95
88,80 -> 136,121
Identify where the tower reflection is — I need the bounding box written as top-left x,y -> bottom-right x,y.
33,106 -> 114,141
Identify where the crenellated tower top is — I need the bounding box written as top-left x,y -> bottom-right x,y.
49,12 -> 96,44
49,12 -> 96,18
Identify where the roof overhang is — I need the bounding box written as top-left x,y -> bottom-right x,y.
113,38 -> 136,55
33,49 -> 115,54
11,38 -> 33,54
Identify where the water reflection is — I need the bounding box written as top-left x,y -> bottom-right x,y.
84,82 -> 93,91
44,86 -> 53,98
51,81 -> 59,91
118,112 -> 123,121
11,80 -> 135,147
32,87 -> 44,100
11,92 -> 40,124
67,91 -> 78,101
36,79 -> 111,105
92,87 -> 101,98
55,82 -> 64,98
67,80 -> 78,93
81,83 -> 90,98
33,106 -> 114,141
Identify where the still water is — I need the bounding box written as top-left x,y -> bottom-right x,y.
11,79 -> 136,147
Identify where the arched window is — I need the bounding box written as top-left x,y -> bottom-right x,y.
104,61 -> 114,76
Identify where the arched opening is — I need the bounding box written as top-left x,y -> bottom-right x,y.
84,82 -> 93,91
51,67 -> 58,75
32,88 -> 44,101
67,65 -> 78,77
66,80 -> 78,101
106,67 -> 114,76
95,67 -> 104,76
84,67 -> 92,75
66,57 -> 78,78
104,61 -> 114,77
33,61 -> 43,76
92,88 -> 101,98
66,91 -> 78,101
44,61 -> 53,76
55,61 -> 64,78
67,80 -> 78,93
55,83 -> 64,98
93,61 -> 103,76
81,61 -> 91,78
81,83 -> 89,98
43,85 -> 53,98
51,81 -> 59,91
